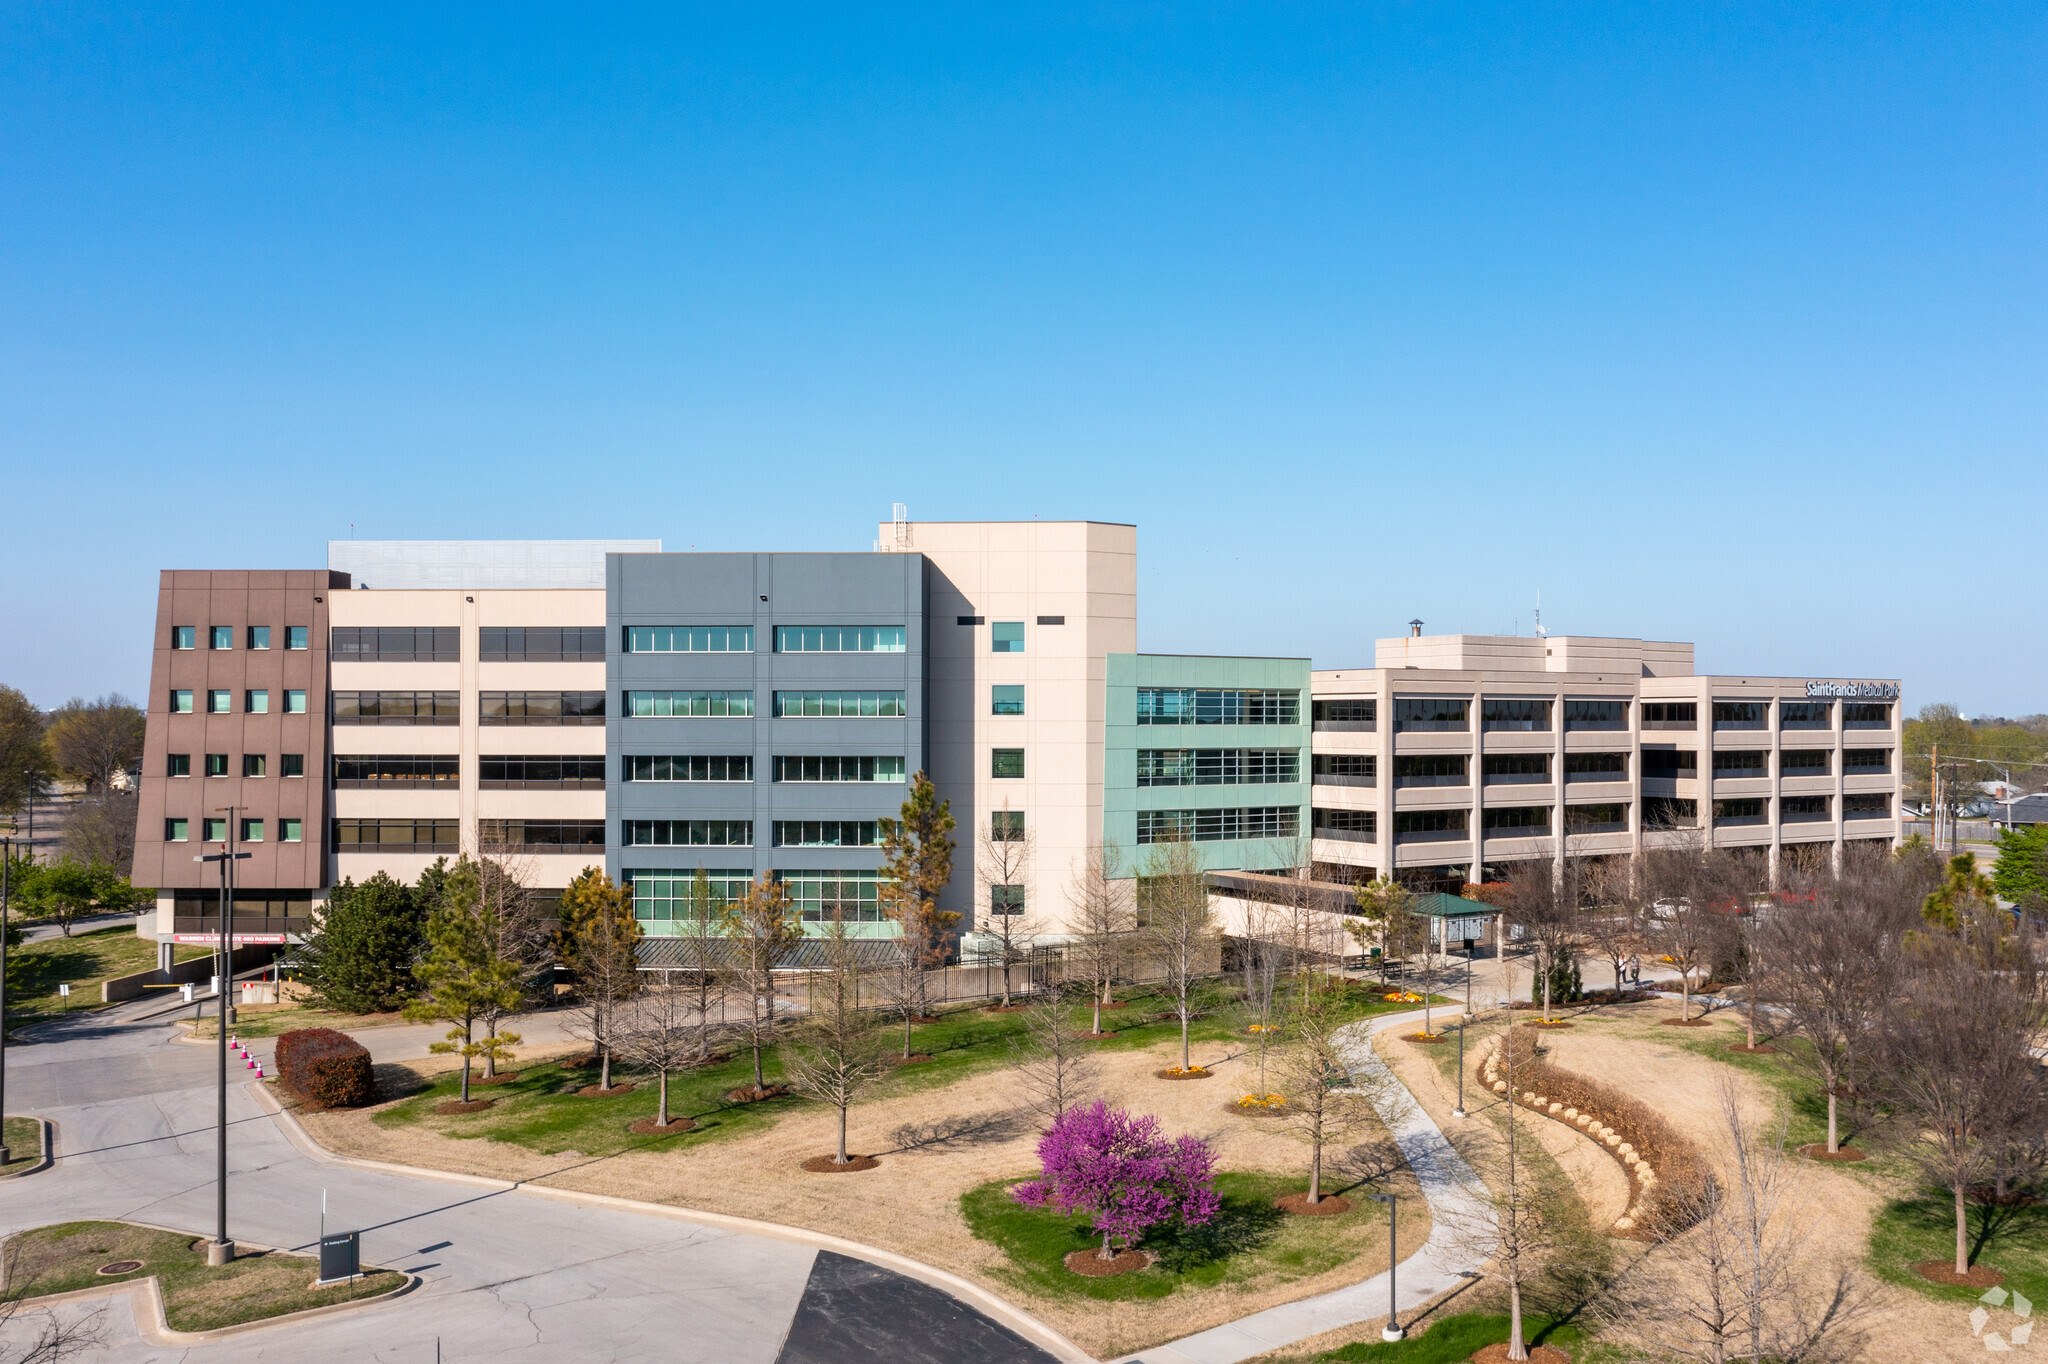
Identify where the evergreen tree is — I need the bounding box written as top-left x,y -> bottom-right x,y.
406,860 -> 528,1103
1992,824 -> 2048,908
298,872 -> 424,1014
877,770 -> 957,1044
1922,852 -> 1997,932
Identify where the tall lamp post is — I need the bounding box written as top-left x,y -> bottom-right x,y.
1369,1191 -> 1403,1341
0,836 -> 12,1164
195,809 -> 249,1266
1452,1017 -> 1468,1119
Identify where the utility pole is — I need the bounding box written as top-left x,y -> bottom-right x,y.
18,771 -> 32,858
195,810 -> 249,1266
0,837 -> 11,1164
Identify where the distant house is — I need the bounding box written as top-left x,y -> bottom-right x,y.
1996,794 -> 2048,828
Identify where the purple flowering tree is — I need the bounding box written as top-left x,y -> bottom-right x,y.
1013,1102 -> 1222,1261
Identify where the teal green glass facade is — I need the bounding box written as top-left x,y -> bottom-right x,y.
1104,654 -> 1312,874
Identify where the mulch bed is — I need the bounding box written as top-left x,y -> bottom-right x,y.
1064,1248 -> 1149,1277
434,1098 -> 497,1115
1229,1098 -> 1289,1117
1797,1143 -> 1868,1162
1968,1187 -> 2044,1207
560,1053 -> 603,1070
1660,1018 -> 1713,1027
1470,1343 -> 1572,1364
1407,1033 -> 1449,1044
892,1054 -> 936,1066
1728,1042 -> 1781,1054
1532,1020 -> 1576,1030
1274,1193 -> 1353,1216
908,1015 -> 944,1024
1099,1000 -> 1133,1010
801,1154 -> 880,1173
1914,1259 -> 2005,1288
725,1084 -> 791,1103
1155,1067 -> 1214,1080
577,1083 -> 637,1097
629,1116 -> 697,1136
1083,1031 -> 1118,1040
471,1071 -> 524,1086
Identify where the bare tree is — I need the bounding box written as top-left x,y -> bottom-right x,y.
1503,857 -> 1583,1024
43,694 -> 144,794
1274,974 -> 1390,1204
558,866 -> 642,1091
462,853 -> 548,1080
782,917 -> 891,1164
1143,838 -> 1216,1073
1582,854 -> 1645,996
57,792 -> 138,875
617,977 -> 702,1129
1067,839 -> 1134,1034
722,872 -> 802,1097
1641,835 -> 1759,1022
674,868 -> 738,1062
0,1235 -> 108,1364
976,800 -> 1036,1007
1237,890 -> 1287,1097
1013,981 -> 1099,1126
1347,875 -> 1418,985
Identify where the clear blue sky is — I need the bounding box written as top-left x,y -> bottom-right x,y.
3,6 -> 2041,714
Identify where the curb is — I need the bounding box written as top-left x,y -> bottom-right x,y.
247,1080 -> 1097,1363
0,1117 -> 55,1180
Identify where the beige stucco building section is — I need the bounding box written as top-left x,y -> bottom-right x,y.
878,521 -> 1136,934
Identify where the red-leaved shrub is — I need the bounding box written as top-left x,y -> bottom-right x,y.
275,1027 -> 374,1109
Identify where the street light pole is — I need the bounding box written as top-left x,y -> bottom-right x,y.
0,837 -> 11,1164
1370,1191 -> 1403,1341
195,810 -> 249,1266
1453,1017 -> 1467,1119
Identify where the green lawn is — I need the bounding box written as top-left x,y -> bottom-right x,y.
959,1170 -> 1390,1303
1869,1193 -> 2048,1305
0,1116 -> 41,1174
10,1221 -> 403,1332
1289,1311 -> 1584,1362
186,1002 -> 408,1040
7,926 -> 208,1022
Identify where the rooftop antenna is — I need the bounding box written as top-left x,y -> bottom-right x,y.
893,503 -> 910,548
1533,592 -> 1547,637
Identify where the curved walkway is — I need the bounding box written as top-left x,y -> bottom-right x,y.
1120,1007 -> 1492,1364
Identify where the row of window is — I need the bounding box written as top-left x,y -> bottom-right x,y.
625,868 -> 888,923
169,689 -> 309,715
304,689 -> 928,722
617,820 -> 890,848
625,625 -> 912,653
623,690 -> 911,718
1305,698 -> 1894,734
172,626 -> 309,651
1299,748 -> 1893,785
1134,806 -> 1300,844
164,817 -> 302,843
1135,749 -> 1301,787
331,627 -> 461,661
1310,794 -> 1896,842
1137,689 -> 1300,726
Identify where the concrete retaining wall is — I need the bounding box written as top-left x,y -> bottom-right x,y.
102,945 -> 276,1004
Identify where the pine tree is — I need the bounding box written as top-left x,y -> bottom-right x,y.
878,770 -> 957,1054
298,872 -> 424,1014
405,862 -> 528,1104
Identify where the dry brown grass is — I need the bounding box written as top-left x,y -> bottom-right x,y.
304,1033 -> 1428,1357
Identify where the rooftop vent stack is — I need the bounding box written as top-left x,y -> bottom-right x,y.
1409,619 -> 1423,638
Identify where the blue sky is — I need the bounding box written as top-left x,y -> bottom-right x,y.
2,6 -> 2042,713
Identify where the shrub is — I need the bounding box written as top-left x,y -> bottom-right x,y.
275,1027 -> 374,1109
1013,1102 -> 1220,1260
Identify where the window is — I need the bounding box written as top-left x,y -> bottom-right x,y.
284,689 -> 306,714
1395,754 -> 1468,787
1138,689 -> 1301,725
618,819 -> 752,847
1136,807 -> 1300,843
1782,795 -> 1829,819
482,755 -> 607,787
171,690 -> 193,713
1780,701 -> 1830,730
281,753 -> 304,778
1641,748 -> 1698,779
772,691 -> 905,717
1644,797 -> 1697,829
333,754 -> 461,785
280,818 -> 302,842
1844,703 -> 1891,729
161,816 -> 190,842
626,690 -> 754,718
1714,798 -> 1766,822
1312,753 -> 1376,782
773,626 -> 901,653
1845,793 -> 1890,817
482,819 -> 608,850
1564,752 -> 1627,781
1482,752 -> 1548,783
1312,698 -> 1376,726
992,810 -> 1025,842
207,690 -> 231,714
1844,748 -> 1891,773
333,691 -> 460,725
240,819 -> 264,843
620,755 -> 750,782
992,685 -> 1025,716
1713,701 -> 1766,730
623,869 -> 755,923
245,689 -> 269,714
1312,807 -> 1376,840
286,626 -> 308,650
772,820 -> 882,847
203,817 -> 227,842
247,626 -> 270,650
1484,805 -> 1551,833
778,869 -> 889,924
1712,750 -> 1768,777
1564,699 -> 1629,731
242,754 -> 267,778
1393,809 -> 1469,840
483,626 -> 606,661
330,627 -> 460,662
172,626 -> 195,650
991,885 -> 1026,915
1482,698 -> 1551,731
772,756 -> 904,782
1137,750 -> 1300,786
992,748 -> 1025,778
991,622 -> 1024,653
957,615 -> 985,626
1781,749 -> 1831,774
1565,802 -> 1628,832
1036,615 -> 1065,626
333,819 -> 461,851
1642,701 -> 1697,729
627,625 -> 755,653
204,753 -> 229,778
167,753 -> 191,777
210,626 -> 233,650
480,691 -> 605,724
1393,698 -> 1469,732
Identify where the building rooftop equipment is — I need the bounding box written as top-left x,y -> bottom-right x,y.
327,539 -> 662,590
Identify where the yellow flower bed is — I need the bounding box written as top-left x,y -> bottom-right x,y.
1233,1093 -> 1288,1111
1383,991 -> 1425,1002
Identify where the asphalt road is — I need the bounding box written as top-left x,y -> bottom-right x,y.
0,1010 -> 1062,1363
